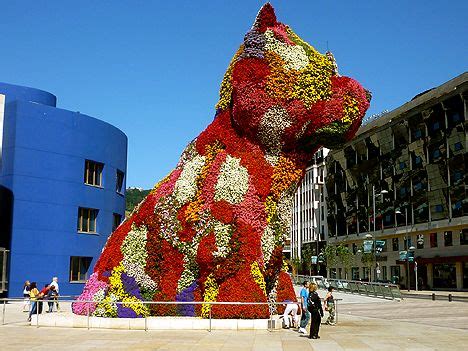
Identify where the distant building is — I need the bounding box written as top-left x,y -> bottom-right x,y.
325,73 -> 467,290
288,147 -> 329,275
0,82 -> 127,297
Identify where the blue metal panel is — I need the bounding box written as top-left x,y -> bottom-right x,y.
0,82 -> 127,297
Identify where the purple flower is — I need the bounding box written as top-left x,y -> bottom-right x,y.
175,282 -> 198,317
117,304 -> 138,318
121,273 -> 143,300
240,30 -> 265,60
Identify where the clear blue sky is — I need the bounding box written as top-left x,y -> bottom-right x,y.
1,1 -> 467,189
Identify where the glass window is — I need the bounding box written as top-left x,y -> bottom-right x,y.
78,207 -> 98,233
432,148 -> 441,160
416,235 -> 424,249
399,162 -> 406,170
112,213 -> 122,232
432,121 -> 440,131
454,142 -> 463,151
70,256 -> 92,282
444,231 -> 453,246
390,266 -> 400,284
413,129 -> 422,139
116,170 -> 125,193
433,264 -> 456,289
352,267 -> 359,280
338,268 -> 342,279
434,204 -> 444,213
84,160 -> 104,187
430,233 -> 438,248
392,238 -> 399,251
461,229 -> 468,245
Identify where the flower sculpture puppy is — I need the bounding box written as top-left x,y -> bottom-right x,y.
73,4 -> 370,319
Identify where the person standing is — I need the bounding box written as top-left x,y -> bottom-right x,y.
307,282 -> 323,339
324,286 -> 336,325
22,281 -> 31,312
50,277 -> 60,311
298,281 -> 309,334
28,282 -> 40,322
46,285 -> 58,313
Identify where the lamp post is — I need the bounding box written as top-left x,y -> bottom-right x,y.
371,186 -> 388,282
396,208 -> 412,292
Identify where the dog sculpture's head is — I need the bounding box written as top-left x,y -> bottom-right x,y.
216,4 -> 370,156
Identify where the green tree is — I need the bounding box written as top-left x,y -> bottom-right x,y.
323,244 -> 337,269
302,245 -> 314,276
336,244 -> 354,279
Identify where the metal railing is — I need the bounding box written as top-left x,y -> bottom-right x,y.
293,274 -> 402,300
1,296 -> 341,331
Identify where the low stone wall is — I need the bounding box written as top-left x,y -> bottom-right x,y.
31,313 -> 283,330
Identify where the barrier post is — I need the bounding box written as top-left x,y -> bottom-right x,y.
2,300 -> 5,325
209,305 -> 212,332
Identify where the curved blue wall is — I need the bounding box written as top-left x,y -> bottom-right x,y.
0,82 -> 127,297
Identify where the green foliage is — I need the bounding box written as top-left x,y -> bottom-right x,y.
323,244 -> 337,267
336,244 -> 354,278
126,188 -> 150,215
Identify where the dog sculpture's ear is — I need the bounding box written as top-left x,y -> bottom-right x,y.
252,3 -> 277,32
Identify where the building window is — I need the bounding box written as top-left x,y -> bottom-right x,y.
399,162 -> 406,170
77,207 -> 98,233
404,237 -> 412,249
352,243 -> 358,254
70,256 -> 92,282
444,231 -> 453,247
416,235 -> 424,249
461,229 -> 468,245
116,170 -> 125,194
454,142 -> 463,151
390,266 -> 400,283
432,121 -> 440,132
434,204 -> 444,213
352,267 -> 359,280
432,148 -> 441,160
392,238 -> 399,251
84,160 -> 103,187
413,129 -> 422,140
113,213 -> 122,232
430,233 -> 438,248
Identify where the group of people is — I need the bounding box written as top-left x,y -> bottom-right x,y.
22,277 -> 60,322
283,281 -> 336,339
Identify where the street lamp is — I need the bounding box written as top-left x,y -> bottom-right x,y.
396,208 -> 412,291
371,186 -> 388,282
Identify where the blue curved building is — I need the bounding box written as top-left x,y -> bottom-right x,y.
0,82 -> 127,297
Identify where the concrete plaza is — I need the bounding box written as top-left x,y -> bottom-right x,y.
1,292 -> 467,350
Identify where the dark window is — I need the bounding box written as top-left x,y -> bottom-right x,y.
84,160 -> 103,187
352,243 -> 358,254
392,238 -> 399,251
390,266 -> 400,282
414,182 -> 423,191
78,207 -> 98,233
404,238 -> 412,249
413,129 -> 422,139
352,267 -> 359,280
416,235 -> 424,249
399,162 -> 406,170
116,170 -> 125,193
450,112 -> 461,123
70,256 -> 92,282
432,149 -> 441,160
434,204 -> 444,213
430,233 -> 438,248
112,213 -> 122,232
461,229 -> 468,245
454,142 -> 463,151
444,231 -> 453,247
432,121 -> 440,131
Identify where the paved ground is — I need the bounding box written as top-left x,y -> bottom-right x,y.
1,291 -> 467,350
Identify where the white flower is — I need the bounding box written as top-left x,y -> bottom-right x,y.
121,224 -> 157,292
174,154 -> 206,204
214,155 -> 249,204
177,257 -> 198,292
258,105 -> 291,157
261,225 -> 276,264
264,30 -> 308,71
213,221 -> 233,258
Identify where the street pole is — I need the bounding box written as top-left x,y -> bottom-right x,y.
405,207 -> 410,292
415,261 -> 418,291
372,185 -> 375,283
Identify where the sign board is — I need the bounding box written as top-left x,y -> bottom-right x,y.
363,240 -> 374,253
399,251 -> 407,261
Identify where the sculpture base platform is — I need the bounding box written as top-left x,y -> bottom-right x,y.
31,313 -> 284,330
